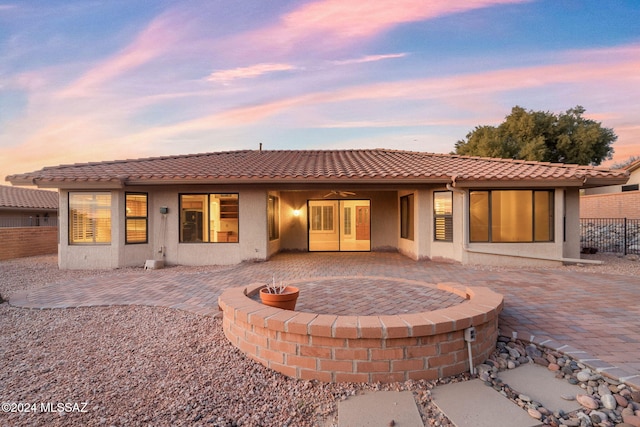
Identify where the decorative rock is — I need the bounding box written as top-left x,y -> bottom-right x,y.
590,411 -> 608,423
622,414 -> 640,427
528,408 -> 542,419
519,394 -> 532,402
577,370 -> 592,382
577,394 -> 599,410
561,394 -> 576,401
631,391 -> 640,403
548,363 -> 561,371
616,394 -> 630,408
507,360 -> 516,369
600,384 -> 613,396
602,394 -> 618,410
534,357 -> 549,367
525,345 -> 542,358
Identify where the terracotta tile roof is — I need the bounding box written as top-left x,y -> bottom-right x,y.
0,185 -> 58,210
5,149 -> 629,188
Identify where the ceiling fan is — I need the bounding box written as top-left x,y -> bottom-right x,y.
323,190 -> 356,198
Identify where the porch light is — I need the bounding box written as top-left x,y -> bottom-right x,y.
293,209 -> 301,217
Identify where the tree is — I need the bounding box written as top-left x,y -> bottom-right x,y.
454,106 -> 616,165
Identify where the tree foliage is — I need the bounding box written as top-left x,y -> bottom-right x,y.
454,106 -> 616,165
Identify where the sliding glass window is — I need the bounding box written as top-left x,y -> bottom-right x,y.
469,190 -> 553,243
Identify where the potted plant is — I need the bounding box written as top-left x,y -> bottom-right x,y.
259,277 -> 299,310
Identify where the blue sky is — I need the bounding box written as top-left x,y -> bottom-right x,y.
1,0 -> 639,179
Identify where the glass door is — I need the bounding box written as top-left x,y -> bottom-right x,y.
308,200 -> 370,251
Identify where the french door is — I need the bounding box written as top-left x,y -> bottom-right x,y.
308,200 -> 370,251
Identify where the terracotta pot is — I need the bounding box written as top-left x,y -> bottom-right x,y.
259,286 -> 299,310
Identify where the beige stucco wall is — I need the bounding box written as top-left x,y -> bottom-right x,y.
59,186 -> 269,269
56,184 -> 585,269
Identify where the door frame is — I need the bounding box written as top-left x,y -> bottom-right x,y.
307,199 -> 371,252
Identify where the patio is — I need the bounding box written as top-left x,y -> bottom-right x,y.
8,251 -> 640,385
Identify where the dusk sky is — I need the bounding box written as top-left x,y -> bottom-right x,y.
2,0 -> 640,181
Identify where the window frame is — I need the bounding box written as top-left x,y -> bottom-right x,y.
400,194 -> 414,240
179,193 -> 239,243
268,195 -> 279,241
469,189 -> 554,243
68,192 -> 112,245
125,192 -> 148,244
433,191 -> 453,242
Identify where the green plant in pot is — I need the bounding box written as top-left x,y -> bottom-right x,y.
259,277 -> 299,310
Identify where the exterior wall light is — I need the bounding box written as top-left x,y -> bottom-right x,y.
293,209 -> 301,217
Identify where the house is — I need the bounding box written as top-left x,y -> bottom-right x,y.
581,159 -> 640,219
5,149 -> 628,269
0,185 -> 58,227
0,185 -> 59,260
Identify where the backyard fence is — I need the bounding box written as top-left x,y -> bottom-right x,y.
580,218 -> 640,255
0,216 -> 58,228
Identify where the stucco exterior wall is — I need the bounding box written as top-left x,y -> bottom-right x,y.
563,188 -> 581,259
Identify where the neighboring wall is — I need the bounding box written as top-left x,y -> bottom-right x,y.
581,191 -> 640,219
0,227 -> 58,260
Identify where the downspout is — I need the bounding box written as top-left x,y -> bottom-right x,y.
446,178 -> 602,265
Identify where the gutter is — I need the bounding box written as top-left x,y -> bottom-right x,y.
446,178 -> 602,266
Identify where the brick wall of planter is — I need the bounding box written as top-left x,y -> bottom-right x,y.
0,227 -> 58,261
218,283 -> 503,383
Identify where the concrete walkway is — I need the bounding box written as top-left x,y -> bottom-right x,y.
9,252 -> 640,387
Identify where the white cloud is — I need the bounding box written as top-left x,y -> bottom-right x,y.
207,63 -> 298,84
331,53 -> 408,66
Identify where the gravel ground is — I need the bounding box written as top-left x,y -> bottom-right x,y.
1,253 -> 638,427
0,255 -> 455,427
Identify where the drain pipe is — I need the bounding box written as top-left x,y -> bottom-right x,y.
446,178 -> 602,265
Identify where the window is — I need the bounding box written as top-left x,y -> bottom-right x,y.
180,194 -> 238,243
311,205 -> 334,231
400,194 -> 414,240
469,190 -> 554,243
434,191 -> 453,241
69,192 -> 111,244
126,193 -> 148,244
268,195 -> 279,241
343,206 -> 352,235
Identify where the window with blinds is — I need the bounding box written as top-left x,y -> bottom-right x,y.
311,205 -> 334,231
126,193 -> 148,244
434,191 -> 453,242
69,192 -> 112,244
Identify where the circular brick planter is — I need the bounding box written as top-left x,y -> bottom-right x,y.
218,277 -> 503,383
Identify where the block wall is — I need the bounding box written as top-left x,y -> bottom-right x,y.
219,283 -> 503,383
580,191 -> 640,219
0,227 -> 58,261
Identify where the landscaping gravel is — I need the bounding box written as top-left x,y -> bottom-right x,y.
1,254 -> 638,427
0,256 -> 457,427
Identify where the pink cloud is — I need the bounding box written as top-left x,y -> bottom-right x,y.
207,63 -> 298,84
238,0 -> 530,54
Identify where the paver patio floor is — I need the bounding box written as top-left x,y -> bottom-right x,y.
8,252 -> 640,383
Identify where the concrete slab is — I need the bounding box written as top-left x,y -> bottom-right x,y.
498,364 -> 582,413
432,380 -> 541,427
338,391 -> 423,427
